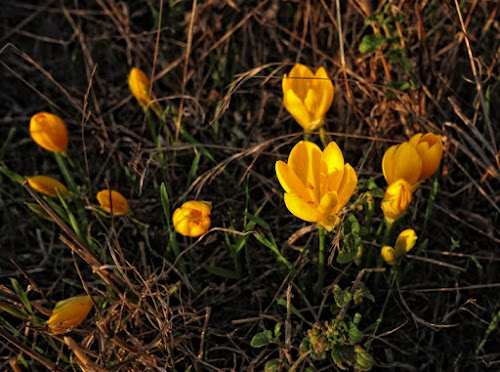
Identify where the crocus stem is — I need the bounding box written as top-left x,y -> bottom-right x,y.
314,226 -> 326,303
54,152 -> 78,195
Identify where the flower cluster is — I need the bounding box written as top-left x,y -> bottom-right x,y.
381,133 -> 443,223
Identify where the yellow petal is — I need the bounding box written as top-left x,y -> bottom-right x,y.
128,67 -> 151,107
47,295 -> 93,334
335,164 -> 358,213
381,179 -> 412,223
381,246 -> 397,265
391,142 -> 422,186
394,228 -> 417,256
288,141 -> 322,203
96,190 -> 129,216
304,88 -> 319,115
317,191 -> 339,216
27,175 -> 68,197
29,112 -> 68,153
283,89 -> 313,130
382,145 -> 398,184
287,63 -> 314,99
408,133 -> 423,147
321,141 -> 345,174
283,193 -> 322,222
312,67 -> 334,119
182,200 -> 212,216
282,73 -> 290,96
410,133 -> 443,181
275,161 -> 311,201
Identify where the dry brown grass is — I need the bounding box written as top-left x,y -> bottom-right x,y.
1,0 -> 499,370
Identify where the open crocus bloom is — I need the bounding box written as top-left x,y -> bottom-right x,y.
409,133 -> 443,181
282,63 -> 334,132
172,201 -> 212,237
382,142 -> 422,189
276,141 -> 357,231
381,178 -> 412,223
96,190 -> 129,216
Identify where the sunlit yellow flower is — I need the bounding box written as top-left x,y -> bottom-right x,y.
381,229 -> 418,265
96,190 -> 129,216
128,67 -> 161,116
27,175 -> 68,197
409,133 -> 443,181
276,141 -> 357,231
29,112 -> 68,153
46,295 -> 93,334
172,201 -> 212,237
382,142 -> 422,188
381,178 -> 412,224
394,228 -> 417,256
282,63 -> 334,132
381,245 -> 397,265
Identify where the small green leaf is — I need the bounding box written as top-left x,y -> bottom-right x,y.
251,330 -> 273,348
337,245 -> 358,264
358,34 -> 386,53
10,278 -> 33,315
274,322 -> 282,338
450,237 -> 460,252
264,360 -> 281,372
348,322 -> 364,343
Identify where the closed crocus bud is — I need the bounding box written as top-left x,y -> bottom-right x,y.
382,142 -> 422,188
29,112 -> 68,153
128,67 -> 161,117
27,175 -> 68,197
381,246 -> 397,265
282,63 -> 334,132
381,179 -> 412,224
409,133 -> 443,181
172,201 -> 212,237
46,295 -> 93,334
394,228 -> 417,257
96,190 -> 129,216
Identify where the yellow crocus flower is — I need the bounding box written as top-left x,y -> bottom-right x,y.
381,246 -> 397,265
275,141 -> 357,231
382,142 -> 422,188
381,178 -> 412,224
172,201 -> 212,237
381,229 -> 418,265
409,133 -> 443,181
46,295 -> 93,334
128,67 -> 161,117
96,189 -> 129,216
394,228 -> 417,256
282,63 -> 334,132
29,112 -> 68,153
27,175 -> 68,197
